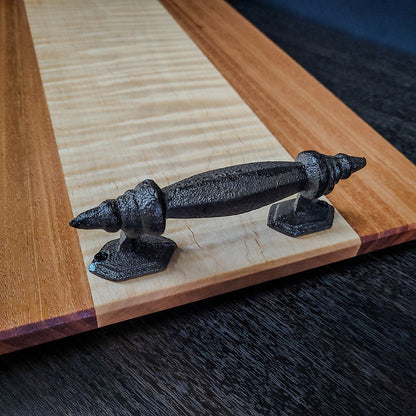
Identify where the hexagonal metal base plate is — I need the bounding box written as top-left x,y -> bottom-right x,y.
268,197 -> 334,237
89,234 -> 177,282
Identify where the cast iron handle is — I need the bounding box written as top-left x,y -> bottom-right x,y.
70,150 -> 366,281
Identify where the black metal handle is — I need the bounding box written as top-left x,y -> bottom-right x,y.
70,150 -> 366,281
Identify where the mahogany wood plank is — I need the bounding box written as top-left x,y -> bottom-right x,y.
0,0 -> 96,355
159,0 -> 416,254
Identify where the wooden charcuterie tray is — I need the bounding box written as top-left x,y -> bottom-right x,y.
1,0 -> 415,355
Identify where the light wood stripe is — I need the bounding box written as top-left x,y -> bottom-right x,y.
25,0 -> 360,327
0,0 -> 96,354
160,0 -> 416,254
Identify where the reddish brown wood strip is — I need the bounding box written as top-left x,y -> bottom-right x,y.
160,0 -> 416,254
0,0 -> 96,354
0,309 -> 96,355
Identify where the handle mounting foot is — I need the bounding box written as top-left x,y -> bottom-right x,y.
89,234 -> 177,281
267,195 -> 334,237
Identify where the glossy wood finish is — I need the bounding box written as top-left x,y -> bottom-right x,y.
160,0 -> 416,254
24,0 -> 360,328
0,0 -> 96,355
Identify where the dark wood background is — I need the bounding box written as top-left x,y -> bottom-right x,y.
1,1 -> 415,414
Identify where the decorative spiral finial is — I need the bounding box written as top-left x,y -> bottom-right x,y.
296,151 -> 366,199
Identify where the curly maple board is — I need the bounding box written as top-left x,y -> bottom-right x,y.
1,0 -> 415,354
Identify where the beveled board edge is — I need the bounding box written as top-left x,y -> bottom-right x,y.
159,0 -> 416,255
0,0 -> 97,355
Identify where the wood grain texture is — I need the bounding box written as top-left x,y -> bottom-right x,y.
159,0 -> 416,254
0,0 -> 96,354
0,4 -> 414,414
25,0 -> 360,327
